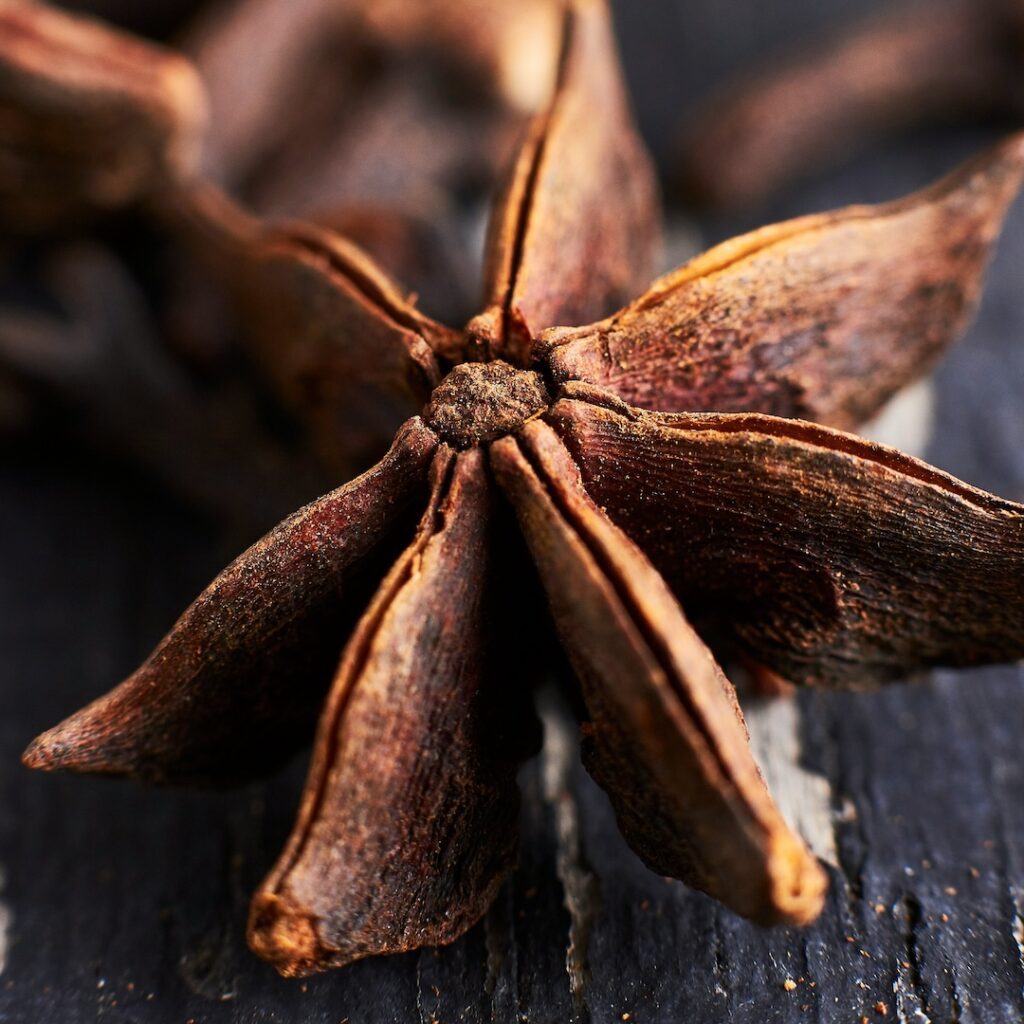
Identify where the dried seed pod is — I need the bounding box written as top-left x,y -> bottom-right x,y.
0,0 -> 206,230
187,0 -> 555,216
184,0 -> 346,185
24,420 -> 437,783
174,185 -> 457,476
544,134 -> 1024,430
491,420 -> 826,925
251,447 -> 530,974
355,0 -> 563,113
467,0 -> 661,363
16,0 -> 1024,981
248,70 -> 512,222
311,203 -> 475,325
550,387 -> 1024,687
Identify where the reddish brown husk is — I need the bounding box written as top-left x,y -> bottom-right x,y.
23,420 -> 438,784
12,0 -> 1024,978
543,135 -> 1024,430
250,447 -> 530,974
490,421 -> 826,925
548,386 -> 1024,687
187,0 -> 560,205
466,0 -> 661,363
222,217 -> 455,476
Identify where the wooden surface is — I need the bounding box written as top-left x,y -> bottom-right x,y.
4,0 -> 1024,1021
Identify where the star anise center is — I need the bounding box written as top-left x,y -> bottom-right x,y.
423,359 -> 550,448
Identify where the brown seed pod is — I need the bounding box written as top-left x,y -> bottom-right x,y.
11,0 -> 1024,978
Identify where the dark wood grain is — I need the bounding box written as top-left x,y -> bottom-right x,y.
5,0 -> 1024,1021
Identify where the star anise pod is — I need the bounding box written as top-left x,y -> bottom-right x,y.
17,0 -> 1024,977
0,0 -> 512,523
678,0 -> 1024,208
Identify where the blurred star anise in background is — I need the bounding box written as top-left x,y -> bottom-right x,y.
0,0 -> 558,532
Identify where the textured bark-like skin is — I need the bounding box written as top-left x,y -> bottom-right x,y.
467,0 -> 661,364
237,223 -> 454,471
491,421 -> 826,926
544,135 -> 1024,430
14,0 -> 1024,981
181,195 -> 459,476
0,0 -> 206,231
23,419 -> 437,783
551,388 -> 1024,687
425,361 -> 550,447
678,0 -> 1024,209
250,447 -> 527,974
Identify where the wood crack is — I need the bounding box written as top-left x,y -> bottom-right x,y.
981,778 -> 1024,1017
816,707 -> 868,904
894,893 -> 933,1023
0,865 -> 10,978
483,890 -> 513,1022
539,689 -> 599,1023
414,952 -> 432,1024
